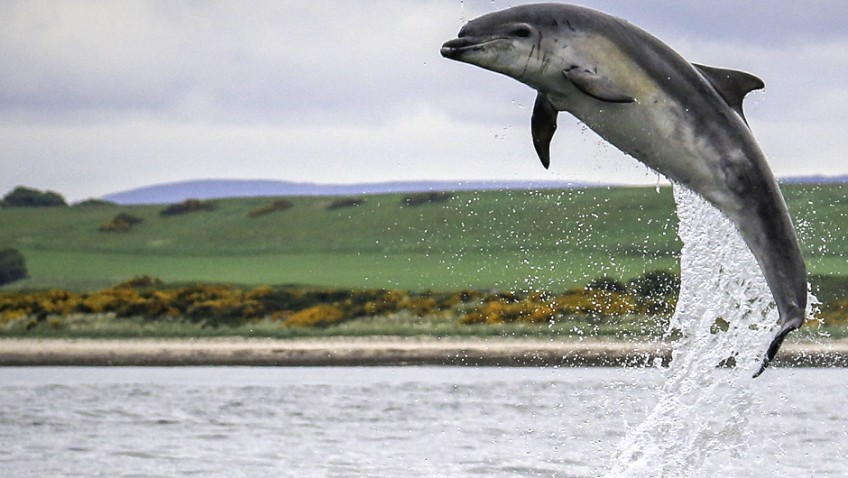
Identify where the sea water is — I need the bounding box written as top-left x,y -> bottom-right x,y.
0,366 -> 846,477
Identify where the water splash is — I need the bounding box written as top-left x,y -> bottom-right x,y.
607,185 -> 781,477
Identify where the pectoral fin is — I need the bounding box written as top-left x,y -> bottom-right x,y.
563,67 -> 636,103
531,93 -> 558,169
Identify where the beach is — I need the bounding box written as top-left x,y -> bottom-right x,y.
1,337 -> 847,368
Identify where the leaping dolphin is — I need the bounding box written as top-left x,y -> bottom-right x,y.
441,3 -> 807,376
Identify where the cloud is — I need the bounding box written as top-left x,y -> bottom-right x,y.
571,0 -> 848,46
3,1 -> 846,120
0,0 -> 846,201
0,1 -> 467,123
1,1 -> 194,112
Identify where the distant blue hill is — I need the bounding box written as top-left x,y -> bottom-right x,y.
101,179 -> 593,205
101,175 -> 846,205
779,174 -> 848,185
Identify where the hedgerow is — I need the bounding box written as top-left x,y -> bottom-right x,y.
248,198 -> 293,217
402,192 -> 452,206
4,272 -> 839,334
160,199 -> 217,216
74,198 -> 117,207
0,275 -> 677,330
326,197 -> 365,210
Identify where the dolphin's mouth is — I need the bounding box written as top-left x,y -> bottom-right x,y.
440,36 -> 507,59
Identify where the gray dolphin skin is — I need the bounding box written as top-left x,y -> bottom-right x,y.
441,3 -> 807,376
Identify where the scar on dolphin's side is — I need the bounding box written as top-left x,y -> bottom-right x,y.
441,3 -> 807,376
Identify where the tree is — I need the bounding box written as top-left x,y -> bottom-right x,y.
0,248 -> 28,286
1,186 -> 67,208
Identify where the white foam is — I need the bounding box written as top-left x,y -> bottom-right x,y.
606,185 -> 780,477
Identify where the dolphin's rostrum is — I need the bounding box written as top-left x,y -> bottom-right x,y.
441,3 -> 807,376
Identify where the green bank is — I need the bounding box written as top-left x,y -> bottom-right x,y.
1,185 -> 845,297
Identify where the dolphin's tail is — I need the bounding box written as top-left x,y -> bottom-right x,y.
753,313 -> 805,377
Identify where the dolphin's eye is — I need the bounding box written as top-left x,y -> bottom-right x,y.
513,26 -> 532,38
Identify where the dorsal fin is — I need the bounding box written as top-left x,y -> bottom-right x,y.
693,63 -> 764,124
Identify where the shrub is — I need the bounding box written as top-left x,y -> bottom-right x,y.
586,276 -> 626,293
403,297 -> 438,316
112,275 -> 163,289
252,287 -> 352,313
460,296 -> 537,324
284,304 -> 346,327
432,289 -> 481,310
629,270 -> 680,299
248,198 -> 294,217
0,308 -> 29,325
99,213 -> 144,232
326,197 -> 365,210
185,297 -> 262,326
1,186 -> 67,208
74,198 -> 117,207
402,192 -> 453,207
459,287 -> 648,326
78,288 -> 140,314
159,199 -> 217,216
0,248 -> 27,286
818,300 -> 848,326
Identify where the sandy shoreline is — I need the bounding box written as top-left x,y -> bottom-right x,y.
2,336 -> 848,367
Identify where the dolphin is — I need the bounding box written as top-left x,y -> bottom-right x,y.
441,3 -> 807,376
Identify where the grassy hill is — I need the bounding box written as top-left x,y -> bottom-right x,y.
1,184 -> 845,297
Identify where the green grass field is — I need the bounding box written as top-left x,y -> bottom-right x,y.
1,184 -> 846,296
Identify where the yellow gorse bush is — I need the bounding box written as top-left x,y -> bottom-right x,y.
284,304 -> 345,327
818,300 -> 848,326
0,272 -> 696,331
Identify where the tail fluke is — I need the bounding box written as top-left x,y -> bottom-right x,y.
753,315 -> 804,377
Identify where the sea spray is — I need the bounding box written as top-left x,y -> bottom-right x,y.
607,185 -> 782,477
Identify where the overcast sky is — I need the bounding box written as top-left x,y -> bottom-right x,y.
1,1 -> 846,201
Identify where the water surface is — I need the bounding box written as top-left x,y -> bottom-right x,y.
1,366 -> 846,477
